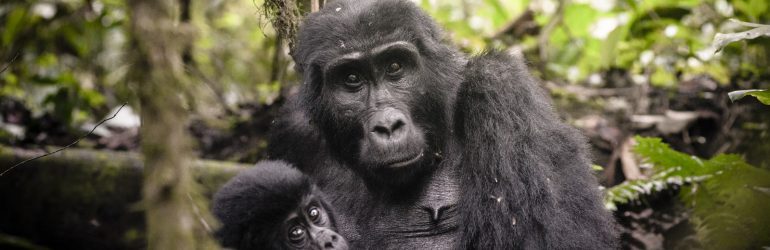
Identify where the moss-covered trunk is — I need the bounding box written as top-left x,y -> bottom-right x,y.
126,0 -> 217,248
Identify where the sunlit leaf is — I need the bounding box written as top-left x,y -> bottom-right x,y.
733,0 -> 770,20
600,24 -> 625,68
728,89 -> 770,105
562,4 -> 599,37
3,8 -> 29,46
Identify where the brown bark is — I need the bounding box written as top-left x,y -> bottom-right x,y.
263,0 -> 302,55
126,0 -> 217,248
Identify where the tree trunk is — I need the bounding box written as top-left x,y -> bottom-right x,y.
126,0 -> 216,248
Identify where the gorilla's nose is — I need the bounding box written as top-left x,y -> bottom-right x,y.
370,108 -> 409,143
316,230 -> 349,250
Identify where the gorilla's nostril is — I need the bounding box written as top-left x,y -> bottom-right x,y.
332,235 -> 338,241
325,242 -> 334,248
391,120 -> 405,132
373,125 -> 391,136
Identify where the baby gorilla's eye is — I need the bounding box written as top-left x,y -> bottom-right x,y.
386,62 -> 402,74
288,225 -> 306,244
308,206 -> 321,223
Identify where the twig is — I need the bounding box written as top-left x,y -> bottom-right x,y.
184,65 -> 235,114
620,137 -> 644,180
187,193 -> 213,233
729,18 -> 766,28
713,19 -> 770,53
0,52 -> 20,74
538,2 -> 564,61
1,103 -> 128,176
269,36 -> 285,83
492,9 -> 535,39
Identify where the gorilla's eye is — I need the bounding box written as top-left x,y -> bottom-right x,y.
308,206 -> 321,223
344,73 -> 362,88
288,225 -> 306,244
346,74 -> 360,83
386,62 -> 402,74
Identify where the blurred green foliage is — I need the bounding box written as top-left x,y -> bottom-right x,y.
0,0 -> 282,127
0,0 -> 769,248
422,0 -> 769,86
605,136 -> 770,249
0,0 -> 123,124
1,0 -> 768,127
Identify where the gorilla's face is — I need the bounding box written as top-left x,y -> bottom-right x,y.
294,0 -> 460,185
319,41 -> 434,181
274,194 -> 348,250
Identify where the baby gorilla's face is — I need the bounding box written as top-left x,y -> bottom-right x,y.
276,195 -> 348,250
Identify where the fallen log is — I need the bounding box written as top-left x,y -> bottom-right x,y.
0,147 -> 248,249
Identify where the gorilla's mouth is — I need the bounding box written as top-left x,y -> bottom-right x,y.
382,150 -> 424,168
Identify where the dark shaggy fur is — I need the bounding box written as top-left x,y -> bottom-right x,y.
269,0 -> 618,249
212,161 -> 342,250
455,52 -> 618,249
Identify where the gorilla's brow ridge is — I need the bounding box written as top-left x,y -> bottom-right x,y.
323,41 -> 420,74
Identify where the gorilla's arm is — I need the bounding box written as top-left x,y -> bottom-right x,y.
454,51 -> 617,249
268,97 -> 324,171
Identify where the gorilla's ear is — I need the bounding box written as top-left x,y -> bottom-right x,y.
302,62 -> 323,95
294,54 -> 323,86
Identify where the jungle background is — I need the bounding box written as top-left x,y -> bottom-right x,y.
0,0 -> 769,249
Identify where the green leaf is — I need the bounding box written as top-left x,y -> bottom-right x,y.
734,0 -> 770,20
728,89 -> 770,105
483,0 -> 508,26
2,8 -> 27,47
562,4 -> 599,38
637,0 -> 700,11
600,24 -> 625,68
607,136 -> 770,248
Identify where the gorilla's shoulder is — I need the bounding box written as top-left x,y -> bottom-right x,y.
463,50 -> 532,85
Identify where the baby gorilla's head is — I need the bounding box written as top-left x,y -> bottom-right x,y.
213,160 -> 348,250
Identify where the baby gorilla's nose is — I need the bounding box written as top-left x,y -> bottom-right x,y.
316,230 -> 348,250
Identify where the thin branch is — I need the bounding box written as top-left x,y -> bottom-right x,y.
538,2 -> 564,61
1,103 -> 128,176
0,52 -> 20,74
184,65 -> 235,114
187,193 -> 213,233
730,18 -> 767,28
713,19 -> 770,53
492,9 -> 535,40
620,137 -> 644,180
269,36 -> 285,83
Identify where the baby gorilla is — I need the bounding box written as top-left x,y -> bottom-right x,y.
212,160 -> 348,250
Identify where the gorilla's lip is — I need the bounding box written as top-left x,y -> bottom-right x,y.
383,150 -> 424,168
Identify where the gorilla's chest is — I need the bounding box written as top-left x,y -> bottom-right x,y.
367,167 -> 461,249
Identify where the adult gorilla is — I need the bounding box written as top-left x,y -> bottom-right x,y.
269,0 -> 618,249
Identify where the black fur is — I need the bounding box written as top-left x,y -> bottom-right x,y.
269,0 -> 618,249
212,161 -> 347,250
455,52 -> 617,249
